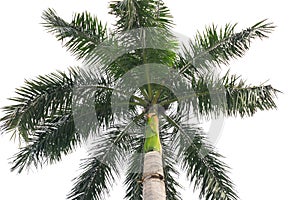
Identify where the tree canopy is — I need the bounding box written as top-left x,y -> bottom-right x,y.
0,0 -> 279,199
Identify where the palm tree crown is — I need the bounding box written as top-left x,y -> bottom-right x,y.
0,0 -> 279,199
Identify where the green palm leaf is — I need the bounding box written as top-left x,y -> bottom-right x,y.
160,72 -> 279,119
178,19 -> 275,76
68,113 -> 144,200
194,72 -> 279,118
0,68 -> 77,141
124,137 -> 144,200
193,19 -> 275,66
67,134 -> 123,199
163,113 -> 238,200
109,0 -> 173,31
1,1 -> 280,199
161,135 -> 183,200
42,9 -> 107,59
10,113 -> 80,173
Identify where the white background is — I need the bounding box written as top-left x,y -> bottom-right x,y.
0,0 -> 299,199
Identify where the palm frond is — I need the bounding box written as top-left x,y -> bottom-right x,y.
67,130 -> 126,200
162,114 -> 238,200
68,113 -> 144,200
109,0 -> 173,31
68,157 -> 114,200
160,131 -> 183,200
0,68 -> 77,141
1,2 -> 280,200
42,9 -> 107,59
193,72 -> 279,118
71,69 -> 114,137
160,72 -> 279,119
190,19 -> 275,66
0,67 -> 127,142
85,26 -> 178,82
124,137 -> 144,200
10,113 -> 80,173
178,19 -> 275,77
183,135 -> 238,200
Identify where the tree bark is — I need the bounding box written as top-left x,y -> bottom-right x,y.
143,110 -> 166,200
143,151 -> 166,200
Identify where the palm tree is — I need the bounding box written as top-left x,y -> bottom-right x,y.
0,0 -> 279,199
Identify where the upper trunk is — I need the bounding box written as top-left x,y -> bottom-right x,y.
142,107 -> 166,200
144,111 -> 162,153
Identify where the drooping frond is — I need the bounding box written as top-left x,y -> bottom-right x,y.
160,130 -> 183,200
183,135 -> 238,200
10,114 -> 80,173
71,69 -> 114,136
68,113 -> 144,200
42,9 -> 107,59
0,67 -> 123,142
68,130 -> 127,200
162,113 -> 238,200
124,136 -> 144,200
0,68 -> 120,173
109,0 -> 173,31
0,68 -> 77,141
68,157 -> 113,200
189,19 -> 275,66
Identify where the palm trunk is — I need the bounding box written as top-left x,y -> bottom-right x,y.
142,109 -> 166,200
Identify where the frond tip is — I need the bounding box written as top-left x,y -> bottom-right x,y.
190,19 -> 275,66
10,114 -> 80,173
183,135 -> 238,200
193,72 -> 279,118
0,68 -> 78,142
163,114 -> 238,200
42,8 -> 107,59
109,0 -> 173,31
